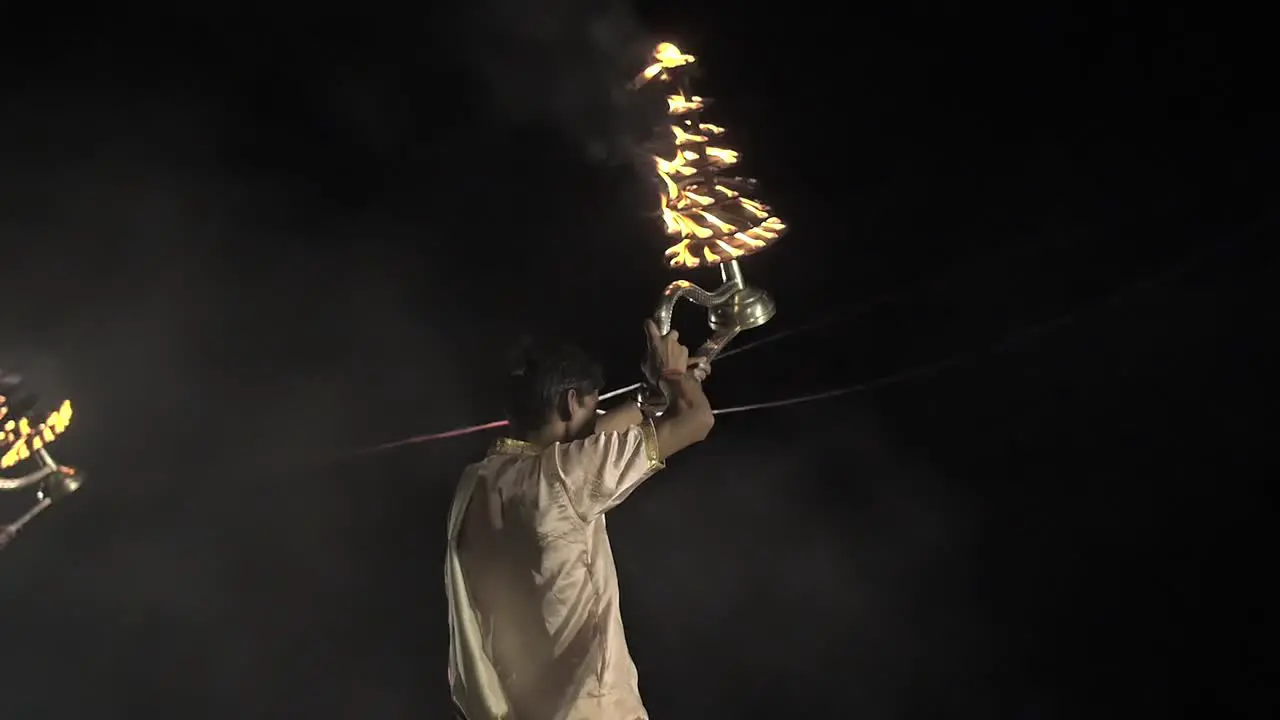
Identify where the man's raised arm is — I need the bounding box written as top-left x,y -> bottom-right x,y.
546,321 -> 715,521
593,355 -> 712,436
651,370 -> 714,462
642,319 -> 715,460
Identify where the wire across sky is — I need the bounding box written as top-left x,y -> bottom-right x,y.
358,219 -> 1259,456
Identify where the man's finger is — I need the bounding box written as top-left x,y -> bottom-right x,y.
690,357 -> 711,379
643,319 -> 662,342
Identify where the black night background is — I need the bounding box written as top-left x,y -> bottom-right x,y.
1,4 -> 1273,718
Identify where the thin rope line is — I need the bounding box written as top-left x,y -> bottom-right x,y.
714,219 -> 1258,415
358,271 -> 920,453
357,216 -> 1263,454
361,421 -> 510,453
712,310 -> 1076,415
359,300 -> 1074,451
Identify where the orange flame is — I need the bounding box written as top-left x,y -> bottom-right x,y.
1,398 -> 74,469
632,42 -> 696,88
633,42 -> 788,269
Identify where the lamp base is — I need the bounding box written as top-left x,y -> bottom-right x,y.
708,285 -> 776,333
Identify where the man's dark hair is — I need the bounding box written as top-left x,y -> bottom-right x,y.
504,339 -> 604,434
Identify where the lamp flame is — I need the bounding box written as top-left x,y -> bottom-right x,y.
1,398 -> 74,469
633,42 -> 789,269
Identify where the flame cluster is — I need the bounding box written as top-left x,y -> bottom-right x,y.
632,42 -> 788,270
1,397 -> 74,469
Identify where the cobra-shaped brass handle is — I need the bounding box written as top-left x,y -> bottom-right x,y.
1,449 -> 83,552
652,260 -> 777,360
641,260 -> 777,415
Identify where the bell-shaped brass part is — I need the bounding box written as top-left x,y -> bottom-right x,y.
2,450 -> 84,553
708,285 -> 776,334
38,465 -> 83,502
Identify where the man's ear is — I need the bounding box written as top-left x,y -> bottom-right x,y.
558,388 -> 577,422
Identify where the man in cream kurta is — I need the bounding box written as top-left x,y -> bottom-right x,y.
446,420 -> 665,720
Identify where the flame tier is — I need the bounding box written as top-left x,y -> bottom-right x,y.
633,43 -> 789,270
1,398 -> 73,470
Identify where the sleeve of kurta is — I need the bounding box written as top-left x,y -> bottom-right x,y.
547,420 -> 665,522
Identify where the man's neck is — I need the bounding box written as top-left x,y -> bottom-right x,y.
522,425 -> 566,448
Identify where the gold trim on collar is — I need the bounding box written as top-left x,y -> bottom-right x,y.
490,437 -> 542,456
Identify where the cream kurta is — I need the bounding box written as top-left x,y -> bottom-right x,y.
446,421 -> 664,720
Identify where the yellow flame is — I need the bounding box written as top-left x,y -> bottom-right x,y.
683,190 -> 715,206
671,125 -> 708,145
640,41 -> 788,269
1,399 -> 74,469
633,42 -> 696,87
654,154 -> 695,177
666,93 -> 704,114
704,147 -> 739,165
695,210 -> 738,234
738,197 -> 770,218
